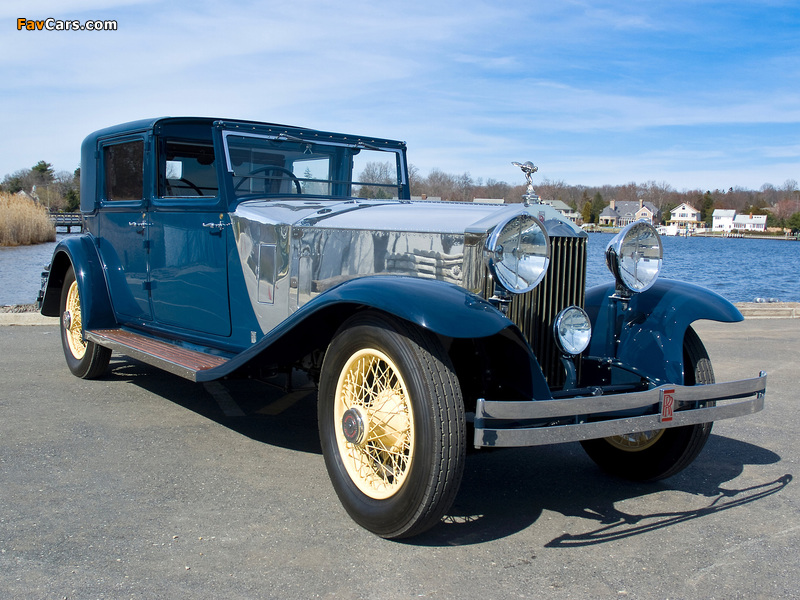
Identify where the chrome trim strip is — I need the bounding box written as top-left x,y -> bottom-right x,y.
474,372 -> 766,448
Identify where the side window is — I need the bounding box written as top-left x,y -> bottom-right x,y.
161,140 -> 219,197
103,140 -> 144,201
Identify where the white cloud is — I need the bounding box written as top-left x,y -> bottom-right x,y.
1,0 -> 798,190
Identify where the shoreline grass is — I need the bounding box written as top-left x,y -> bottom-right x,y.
0,192 -> 56,246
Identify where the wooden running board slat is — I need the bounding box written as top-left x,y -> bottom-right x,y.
87,328 -> 229,381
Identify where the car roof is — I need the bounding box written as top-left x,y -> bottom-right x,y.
85,117 -> 406,149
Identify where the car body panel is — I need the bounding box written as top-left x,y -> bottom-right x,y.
40,116 -> 765,453
585,278 -> 743,384
40,235 -> 116,330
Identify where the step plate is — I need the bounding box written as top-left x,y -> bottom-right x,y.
87,328 -> 228,381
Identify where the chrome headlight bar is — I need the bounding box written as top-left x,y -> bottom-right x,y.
484,213 -> 550,294
605,220 -> 663,296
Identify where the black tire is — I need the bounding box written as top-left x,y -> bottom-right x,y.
59,266 -> 111,379
318,311 -> 466,539
580,326 -> 714,481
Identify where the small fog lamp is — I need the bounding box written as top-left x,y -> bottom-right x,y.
553,306 -> 592,356
606,220 -> 663,295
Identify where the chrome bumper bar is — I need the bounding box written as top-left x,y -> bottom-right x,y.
474,372 -> 766,448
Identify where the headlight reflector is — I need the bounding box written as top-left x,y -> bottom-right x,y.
485,213 -> 550,294
605,220 -> 663,294
554,306 -> 592,356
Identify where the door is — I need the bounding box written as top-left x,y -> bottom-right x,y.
95,136 -> 153,322
147,136 -> 231,337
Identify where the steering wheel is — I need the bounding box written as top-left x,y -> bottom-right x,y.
167,177 -> 204,196
234,165 -> 301,194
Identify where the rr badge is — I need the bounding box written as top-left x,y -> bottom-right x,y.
661,388 -> 675,422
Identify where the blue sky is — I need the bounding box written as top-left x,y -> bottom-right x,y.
3,0 -> 799,191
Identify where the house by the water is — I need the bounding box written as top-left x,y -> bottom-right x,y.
599,199 -> 660,227
712,209 -> 767,233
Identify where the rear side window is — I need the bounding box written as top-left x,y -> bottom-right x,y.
103,140 -> 144,201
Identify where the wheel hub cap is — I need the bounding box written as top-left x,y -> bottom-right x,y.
341,408 -> 366,445
62,310 -> 72,330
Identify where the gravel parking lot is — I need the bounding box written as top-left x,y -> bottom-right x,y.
1,318 -> 797,599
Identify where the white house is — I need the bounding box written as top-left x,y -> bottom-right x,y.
668,202 -> 702,231
712,209 -> 736,232
732,213 -> 767,232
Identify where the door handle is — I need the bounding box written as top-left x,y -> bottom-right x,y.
202,222 -> 231,231
129,213 -> 149,230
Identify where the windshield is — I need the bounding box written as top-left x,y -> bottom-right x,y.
223,132 -> 405,199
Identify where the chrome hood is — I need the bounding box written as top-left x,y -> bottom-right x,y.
230,198 -> 583,335
233,198 -> 564,233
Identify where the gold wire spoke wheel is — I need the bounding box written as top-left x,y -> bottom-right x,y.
64,280 -> 87,359
58,266 -> 111,379
318,311 -> 466,538
333,348 -> 414,500
604,429 -> 665,452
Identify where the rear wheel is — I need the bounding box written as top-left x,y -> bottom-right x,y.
318,311 -> 466,539
580,326 -> 714,481
59,266 -> 111,379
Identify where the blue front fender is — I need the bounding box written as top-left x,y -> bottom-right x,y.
585,278 -> 743,384
316,275 -> 514,339
40,234 -> 116,330
200,275 -> 521,381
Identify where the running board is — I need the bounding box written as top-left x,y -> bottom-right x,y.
86,328 -> 230,382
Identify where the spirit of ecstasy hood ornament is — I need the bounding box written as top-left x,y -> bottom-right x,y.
512,161 -> 541,206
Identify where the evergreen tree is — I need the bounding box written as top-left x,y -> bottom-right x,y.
590,192 -> 605,223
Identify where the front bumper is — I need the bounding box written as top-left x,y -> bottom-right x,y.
474,372 -> 766,447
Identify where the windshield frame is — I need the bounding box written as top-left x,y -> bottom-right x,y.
220,129 -> 409,202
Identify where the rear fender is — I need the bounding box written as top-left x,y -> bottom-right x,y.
585,278 -> 742,384
40,235 -> 116,330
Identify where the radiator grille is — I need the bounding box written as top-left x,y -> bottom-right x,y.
483,235 -> 587,387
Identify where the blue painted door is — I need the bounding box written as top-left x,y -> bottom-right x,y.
147,136 -> 231,337
148,209 -> 231,337
95,137 -> 153,323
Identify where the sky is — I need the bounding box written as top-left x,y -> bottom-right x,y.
3,0 -> 800,192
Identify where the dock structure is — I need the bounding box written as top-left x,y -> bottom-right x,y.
49,212 -> 83,232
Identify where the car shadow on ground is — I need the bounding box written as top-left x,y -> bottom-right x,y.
105,357 -> 791,547
106,358 -> 323,454
413,435 -> 789,546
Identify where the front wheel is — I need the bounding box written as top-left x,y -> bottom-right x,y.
59,266 -> 111,379
318,311 -> 466,539
580,326 -> 714,481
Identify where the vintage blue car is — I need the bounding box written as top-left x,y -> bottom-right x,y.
39,117 -> 766,538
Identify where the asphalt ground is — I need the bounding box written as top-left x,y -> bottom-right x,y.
0,319 -> 797,599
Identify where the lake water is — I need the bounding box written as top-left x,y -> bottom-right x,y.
1,233 -> 798,306
585,233 -> 800,303
0,235 -> 64,306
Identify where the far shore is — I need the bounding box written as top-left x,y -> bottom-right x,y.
3,302 -> 799,324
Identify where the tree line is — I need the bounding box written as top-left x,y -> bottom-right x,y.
3,159 -> 799,230
404,167 -> 800,230
0,161 -> 79,212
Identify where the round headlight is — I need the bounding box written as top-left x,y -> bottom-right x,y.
485,213 -> 550,294
554,306 -> 592,356
606,220 -> 663,294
